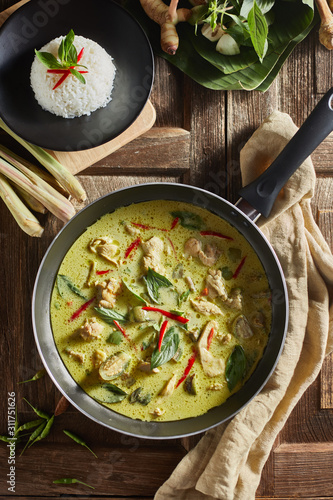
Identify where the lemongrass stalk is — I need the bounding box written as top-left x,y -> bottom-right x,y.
0,118 -> 86,202
0,145 -> 67,196
0,157 -> 75,222
0,147 -> 73,205
13,184 -> 47,214
0,174 -> 44,237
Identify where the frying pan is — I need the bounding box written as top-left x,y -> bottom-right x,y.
32,88 -> 333,439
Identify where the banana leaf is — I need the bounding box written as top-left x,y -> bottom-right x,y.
124,0 -> 318,91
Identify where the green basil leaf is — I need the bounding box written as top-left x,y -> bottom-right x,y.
34,50 -> 63,69
170,211 -> 204,230
247,0 -> 268,62
68,44 -> 78,65
98,383 -> 127,403
64,29 -> 75,59
225,345 -> 247,392
106,331 -> 123,345
150,327 -> 180,370
70,68 -> 85,84
129,387 -> 151,405
122,280 -> 147,304
94,307 -> 128,324
58,38 -> 65,62
178,289 -> 191,305
144,268 -> 173,304
56,274 -> 87,300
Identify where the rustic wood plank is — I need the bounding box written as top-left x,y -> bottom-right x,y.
273,443 -> 333,497
83,127 -> 191,175
314,32 -> 333,95
311,133 -> 333,175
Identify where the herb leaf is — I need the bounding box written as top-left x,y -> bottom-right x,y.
247,0 -> 268,62
35,50 -> 63,69
150,326 -> 180,370
225,345 -> 247,392
129,387 -> 151,405
102,383 -> 127,403
70,68 -> 85,84
106,331 -> 123,345
94,307 -> 128,324
170,211 -> 204,230
56,274 -> 87,300
144,268 -> 173,304
122,280 -> 147,304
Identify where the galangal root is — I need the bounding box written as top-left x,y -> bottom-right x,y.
316,0 -> 333,49
140,0 -> 194,55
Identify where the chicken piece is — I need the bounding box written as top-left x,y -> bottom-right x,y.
88,237 -> 119,264
198,320 -> 219,350
141,236 -> 164,274
206,269 -> 228,300
225,287 -> 243,310
250,311 -> 265,329
190,298 -> 223,316
137,359 -> 160,374
200,348 -> 225,377
95,278 -> 121,309
217,333 -> 232,344
159,373 -> 177,396
184,237 -> 202,256
185,275 -> 196,292
208,383 -> 224,391
92,349 -> 107,368
198,244 -> 221,267
124,223 -> 140,236
149,407 -> 165,417
66,349 -> 85,364
79,317 -> 103,341
233,314 -> 254,339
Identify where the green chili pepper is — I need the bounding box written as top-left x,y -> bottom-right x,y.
29,415 -> 54,447
0,435 -> 17,443
16,418 -> 44,434
20,421 -> 47,456
23,398 -> 50,419
63,430 -> 97,458
18,369 -> 46,384
53,478 -> 95,489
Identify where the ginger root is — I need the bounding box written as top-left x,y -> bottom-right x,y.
316,0 -> 333,49
140,0 -> 192,55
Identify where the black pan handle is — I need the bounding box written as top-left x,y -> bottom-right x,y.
238,88 -> 333,218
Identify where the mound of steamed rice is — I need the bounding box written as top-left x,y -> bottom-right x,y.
30,35 -> 116,119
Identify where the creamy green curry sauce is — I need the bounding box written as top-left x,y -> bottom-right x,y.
51,200 -> 271,421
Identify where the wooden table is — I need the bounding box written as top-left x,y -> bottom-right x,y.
0,1 -> 332,498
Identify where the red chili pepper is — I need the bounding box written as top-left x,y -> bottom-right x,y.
47,69 -> 88,74
51,47 -> 86,89
53,71 -> 70,90
176,350 -> 197,388
131,222 -> 168,232
158,320 -> 169,351
69,297 -> 95,321
77,47 -> 84,62
113,320 -> 129,340
201,287 -> 209,296
142,307 -> 189,324
207,327 -> 214,350
124,237 -> 141,259
200,230 -> 233,240
96,270 -> 111,276
232,256 -> 247,279
170,217 -> 179,230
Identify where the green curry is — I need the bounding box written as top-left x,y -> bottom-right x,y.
50,200 -> 271,421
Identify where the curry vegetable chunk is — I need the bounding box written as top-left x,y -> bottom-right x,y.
50,200 -> 271,421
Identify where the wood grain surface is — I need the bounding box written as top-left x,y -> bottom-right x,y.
0,0 -> 332,499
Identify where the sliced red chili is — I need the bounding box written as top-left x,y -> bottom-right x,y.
232,256 -> 247,279
201,287 -> 209,296
77,47 -> 84,62
124,237 -> 141,259
142,307 -> 189,324
158,320 -> 169,352
96,270 -> 111,276
47,69 -> 88,74
207,327 -> 214,350
53,70 -> 70,90
170,217 -> 179,230
113,320 -> 129,340
167,237 -> 178,260
69,297 -> 95,321
176,350 -> 197,388
200,230 -> 233,240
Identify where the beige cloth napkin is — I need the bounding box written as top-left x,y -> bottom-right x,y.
155,111 -> 333,500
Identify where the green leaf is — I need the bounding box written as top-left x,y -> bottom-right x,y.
122,280 -> 147,304
70,68 -> 86,84
240,0 -> 275,17
150,326 -> 180,370
102,383 -> 127,403
34,50 -> 63,69
178,289 -> 191,306
56,274 -> 87,300
225,345 -> 247,392
129,387 -> 151,405
144,268 -> 173,304
170,211 -> 204,230
94,307 -> 128,324
247,0 -> 268,61
106,331 -> 123,345
64,29 -> 75,60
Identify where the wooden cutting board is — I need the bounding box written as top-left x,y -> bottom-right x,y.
0,0 -> 156,174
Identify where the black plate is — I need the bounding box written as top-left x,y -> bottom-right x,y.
0,0 -> 154,151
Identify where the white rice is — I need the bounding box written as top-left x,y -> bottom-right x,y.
30,35 -> 116,119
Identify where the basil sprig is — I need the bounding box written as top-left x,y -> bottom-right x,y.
56,274 -> 87,300
144,268 -> 173,304
225,345 -> 247,392
94,307 -> 128,324
170,211 -> 204,230
150,326 -> 180,370
102,384 -> 127,403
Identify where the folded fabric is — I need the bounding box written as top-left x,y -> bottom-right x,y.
155,110 -> 333,500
